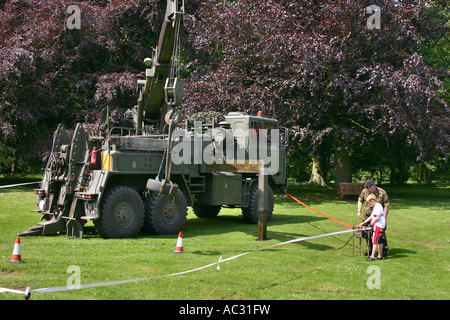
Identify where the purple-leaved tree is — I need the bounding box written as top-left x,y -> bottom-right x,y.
183,0 -> 449,184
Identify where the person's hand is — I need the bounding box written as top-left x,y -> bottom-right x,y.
357,212 -> 361,220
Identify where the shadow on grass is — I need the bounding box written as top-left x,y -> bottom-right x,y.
70,208 -> 343,254
384,248 -> 417,259
258,274 -> 304,290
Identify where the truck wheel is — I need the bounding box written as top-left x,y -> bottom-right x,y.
94,186 -> 144,238
192,203 -> 221,218
144,191 -> 187,235
241,183 -> 274,224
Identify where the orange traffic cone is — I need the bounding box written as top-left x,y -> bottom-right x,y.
172,231 -> 185,253
7,237 -> 24,263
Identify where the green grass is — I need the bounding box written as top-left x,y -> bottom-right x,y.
0,179 -> 449,300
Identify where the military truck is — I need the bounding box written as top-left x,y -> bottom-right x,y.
19,0 -> 287,239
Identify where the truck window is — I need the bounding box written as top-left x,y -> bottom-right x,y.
263,122 -> 273,142
251,121 -> 275,142
250,121 -> 262,144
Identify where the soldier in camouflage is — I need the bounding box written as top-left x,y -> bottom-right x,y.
357,180 -> 390,220
357,180 -> 390,257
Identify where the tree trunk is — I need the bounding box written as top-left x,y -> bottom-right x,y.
10,149 -> 16,175
334,147 -> 352,190
308,158 -> 327,186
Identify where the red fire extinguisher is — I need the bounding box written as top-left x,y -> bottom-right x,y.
90,146 -> 97,165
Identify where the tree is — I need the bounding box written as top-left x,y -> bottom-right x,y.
1,0 -> 448,182
183,0 -> 449,184
0,0 -> 161,173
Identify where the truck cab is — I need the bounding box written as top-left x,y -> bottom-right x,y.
224,111 -> 287,191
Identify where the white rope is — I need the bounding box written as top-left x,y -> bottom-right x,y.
0,181 -> 40,189
0,287 -> 28,294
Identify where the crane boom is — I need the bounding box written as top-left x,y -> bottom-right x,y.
130,0 -> 184,131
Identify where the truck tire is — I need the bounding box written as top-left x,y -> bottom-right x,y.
144,191 -> 187,235
94,186 -> 145,238
192,203 -> 221,218
241,183 -> 274,224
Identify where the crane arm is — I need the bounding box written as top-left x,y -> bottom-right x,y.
131,0 -> 184,131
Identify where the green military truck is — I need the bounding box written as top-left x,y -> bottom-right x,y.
19,0 -> 287,239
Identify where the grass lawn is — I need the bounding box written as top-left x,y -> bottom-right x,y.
0,178 -> 448,300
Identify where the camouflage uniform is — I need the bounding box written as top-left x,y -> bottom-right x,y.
358,187 -> 390,257
358,187 -> 390,220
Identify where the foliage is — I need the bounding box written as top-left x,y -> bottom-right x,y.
0,0 -> 448,182
183,0 -> 449,183
0,0 -> 161,172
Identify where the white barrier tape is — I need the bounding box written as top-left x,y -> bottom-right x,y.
32,278 -> 153,293
0,257 -> 232,296
0,181 -> 40,189
1,228 -> 368,298
272,228 -> 365,247
0,287 -> 27,295
217,256 -> 223,270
